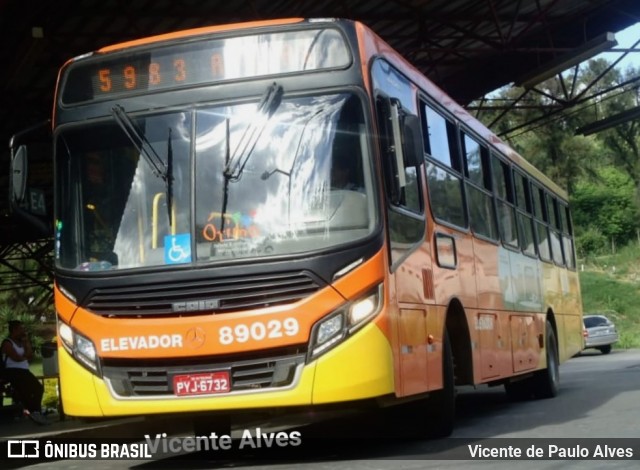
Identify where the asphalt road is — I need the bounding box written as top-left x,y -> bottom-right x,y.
5,348 -> 640,469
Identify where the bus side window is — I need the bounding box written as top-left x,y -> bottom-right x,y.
531,183 -> 551,261
422,103 -> 466,228
514,170 -> 536,257
491,154 -> 518,248
463,132 -> 497,240
547,194 -> 565,266
560,205 -> 576,269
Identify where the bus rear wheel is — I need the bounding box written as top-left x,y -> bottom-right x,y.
532,320 -> 559,399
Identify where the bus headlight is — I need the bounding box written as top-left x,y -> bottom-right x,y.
57,319 -> 100,375
59,322 -> 74,350
316,314 -> 344,345
308,283 -> 383,361
348,291 -> 380,326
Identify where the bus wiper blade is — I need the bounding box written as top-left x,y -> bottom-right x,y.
111,105 -> 169,182
166,128 -> 174,227
223,82 -> 283,181
112,105 -> 174,226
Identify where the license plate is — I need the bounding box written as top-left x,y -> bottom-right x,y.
173,371 -> 231,396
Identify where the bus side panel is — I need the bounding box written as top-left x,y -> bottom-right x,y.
471,238 -> 504,311
471,238 -> 513,381
393,242 -> 439,397
509,314 -> 539,373
431,230 -> 478,311
556,270 -> 584,361
431,229 -> 480,384
536,260 -> 585,366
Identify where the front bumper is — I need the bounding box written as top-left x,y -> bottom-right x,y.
59,321 -> 394,416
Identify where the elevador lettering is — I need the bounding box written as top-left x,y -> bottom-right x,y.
101,334 -> 183,352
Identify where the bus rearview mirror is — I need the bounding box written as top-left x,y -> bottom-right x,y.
11,145 -> 28,203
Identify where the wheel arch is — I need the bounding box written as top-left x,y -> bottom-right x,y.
444,298 -> 473,386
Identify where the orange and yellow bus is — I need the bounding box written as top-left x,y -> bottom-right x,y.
11,18 -> 583,437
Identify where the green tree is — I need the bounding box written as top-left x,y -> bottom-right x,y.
571,167 -> 640,252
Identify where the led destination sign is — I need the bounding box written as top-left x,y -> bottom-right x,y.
61,28 -> 351,104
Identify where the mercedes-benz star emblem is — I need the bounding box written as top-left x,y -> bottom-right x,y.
185,327 -> 206,349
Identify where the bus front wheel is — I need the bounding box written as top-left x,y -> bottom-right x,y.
425,327 -> 456,437
414,328 -> 455,438
385,328 -> 455,438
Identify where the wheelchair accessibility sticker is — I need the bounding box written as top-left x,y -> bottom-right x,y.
164,233 -> 192,264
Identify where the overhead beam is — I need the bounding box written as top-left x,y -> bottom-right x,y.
515,32 -> 618,89
575,105 -> 640,136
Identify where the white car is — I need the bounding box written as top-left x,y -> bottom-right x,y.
583,314 -> 619,354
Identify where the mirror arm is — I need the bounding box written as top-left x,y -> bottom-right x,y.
389,100 -> 407,189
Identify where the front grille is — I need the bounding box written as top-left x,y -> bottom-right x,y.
103,352 -> 306,398
84,271 -> 322,315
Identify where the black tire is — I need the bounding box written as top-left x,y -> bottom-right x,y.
422,328 -> 456,438
387,328 -> 456,439
532,320 -> 559,399
599,345 -> 612,355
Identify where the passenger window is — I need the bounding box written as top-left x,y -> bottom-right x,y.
547,195 -> 565,265
491,154 -> 508,200
464,133 -> 497,240
514,171 -> 535,256
426,162 -> 466,227
491,155 -> 518,248
422,103 -> 466,228
560,205 -> 576,269
531,184 -> 551,261
423,105 -> 461,172
463,134 -> 483,187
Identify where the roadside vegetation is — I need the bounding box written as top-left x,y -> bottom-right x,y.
579,243 -> 640,349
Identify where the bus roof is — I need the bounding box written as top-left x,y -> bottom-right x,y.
98,18 -> 305,53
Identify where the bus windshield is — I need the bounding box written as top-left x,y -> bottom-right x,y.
55,92 -> 376,271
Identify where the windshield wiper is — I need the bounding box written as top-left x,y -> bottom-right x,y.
112,105 -> 169,180
223,82 -> 283,181
166,128 -> 174,226
111,105 -> 173,225
218,83 -> 283,236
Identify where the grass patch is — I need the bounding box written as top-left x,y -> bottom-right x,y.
579,270 -> 640,349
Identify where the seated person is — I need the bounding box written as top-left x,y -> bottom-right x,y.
331,159 -> 364,192
1,321 -> 47,424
